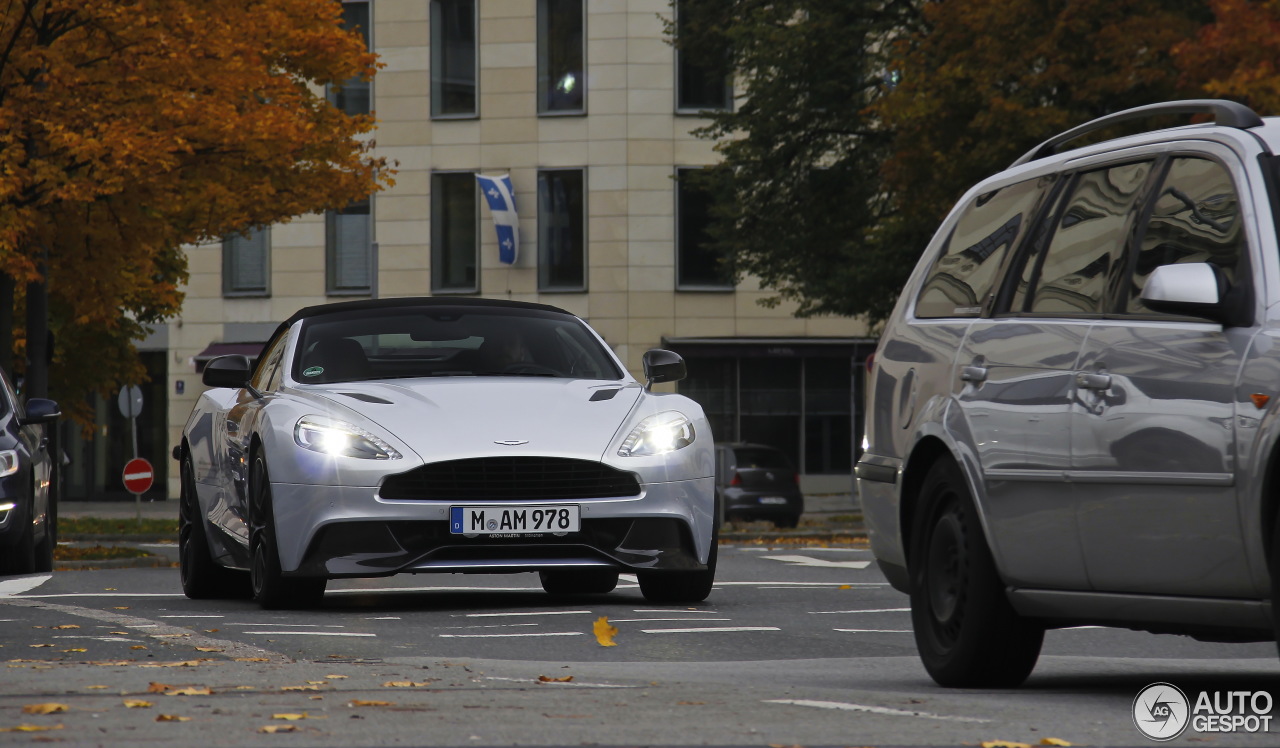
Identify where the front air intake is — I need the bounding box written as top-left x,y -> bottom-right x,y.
379,456 -> 642,501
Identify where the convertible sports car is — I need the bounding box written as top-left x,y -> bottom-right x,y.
179,297 -> 717,609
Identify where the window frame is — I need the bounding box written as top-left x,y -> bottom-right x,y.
222,227 -> 271,298
536,167 -> 588,292
325,197 -> 375,297
536,0 -> 586,117
327,1 -> 373,117
429,0 -> 478,120
430,170 -> 480,295
673,0 -> 733,114
675,166 -> 734,291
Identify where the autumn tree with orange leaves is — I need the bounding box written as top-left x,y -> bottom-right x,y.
0,0 -> 391,425
1174,0 -> 1280,113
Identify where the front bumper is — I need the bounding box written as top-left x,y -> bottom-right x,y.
270,477 -> 715,578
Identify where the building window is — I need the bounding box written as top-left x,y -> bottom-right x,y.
430,0 -> 477,118
326,198 -> 373,295
537,169 -> 586,291
675,0 -> 732,112
329,1 -> 371,116
537,0 -> 585,115
676,168 -> 733,289
222,227 -> 270,297
431,172 -> 479,293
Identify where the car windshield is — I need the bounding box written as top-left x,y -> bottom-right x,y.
292,307 -> 624,384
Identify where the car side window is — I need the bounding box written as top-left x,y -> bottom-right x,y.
1015,161 -> 1152,316
251,334 -> 289,393
914,177 -> 1050,319
1126,157 -> 1244,314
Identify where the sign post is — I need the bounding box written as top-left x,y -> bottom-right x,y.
118,385 -> 146,521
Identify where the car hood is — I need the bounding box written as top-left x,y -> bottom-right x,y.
304,378 -> 644,464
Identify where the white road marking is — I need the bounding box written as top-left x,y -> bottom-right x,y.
241,631 -> 376,637
159,615 -> 224,619
610,618 -> 731,623
833,628 -> 912,633
463,610 -> 591,618
0,575 -> 52,597
641,626 -> 780,634
482,676 -> 638,689
225,623 -> 344,628
766,699 -> 990,723
439,632 -> 585,638
712,581 -> 885,587
619,574 -> 638,582
367,617 -> 401,620
439,623 -> 540,630
19,593 -> 186,599
810,608 -> 911,615
328,585 -> 542,594
632,609 -> 720,614
761,554 -> 872,569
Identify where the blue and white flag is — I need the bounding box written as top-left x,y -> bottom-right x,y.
476,173 -> 519,265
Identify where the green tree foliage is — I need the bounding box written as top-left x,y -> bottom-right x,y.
674,0 -> 1211,326
670,1 -> 920,322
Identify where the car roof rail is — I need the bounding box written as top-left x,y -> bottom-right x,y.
1010,99 -> 1264,168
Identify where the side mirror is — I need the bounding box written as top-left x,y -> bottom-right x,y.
1140,262 -> 1242,325
202,354 -> 252,389
19,398 -> 60,425
642,349 -> 686,391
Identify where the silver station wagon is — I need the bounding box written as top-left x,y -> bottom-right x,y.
857,100 -> 1280,687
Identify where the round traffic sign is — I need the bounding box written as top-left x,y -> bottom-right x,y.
122,457 -> 154,495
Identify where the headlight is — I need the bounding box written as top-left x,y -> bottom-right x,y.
294,416 -> 402,460
0,450 -> 18,477
618,411 -> 695,457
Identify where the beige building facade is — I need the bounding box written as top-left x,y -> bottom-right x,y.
135,0 -> 873,501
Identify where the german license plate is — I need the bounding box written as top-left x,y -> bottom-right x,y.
449,505 -> 580,535
759,496 -> 788,505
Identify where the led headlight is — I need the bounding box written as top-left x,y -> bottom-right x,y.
294,416 -> 402,460
0,450 -> 18,478
618,411 -> 695,457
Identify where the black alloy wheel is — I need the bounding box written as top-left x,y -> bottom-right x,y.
908,458 -> 1043,688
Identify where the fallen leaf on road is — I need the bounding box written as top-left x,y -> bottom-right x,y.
306,680 -> 328,685
0,724 -> 63,732
130,646 -> 148,650
155,714 -> 190,722
349,700 -> 393,707
382,680 -> 435,688
123,700 -> 153,708
981,742 -> 1032,748
51,625 -> 80,630
165,687 -> 212,696
258,724 -> 297,733
538,675 -> 574,683
593,617 -> 618,647
138,660 -> 207,668
234,657 -> 268,662
109,632 -> 128,635
147,682 -> 172,693
21,704 -> 68,715
113,607 -> 128,610
273,712 -> 324,720
1040,740 -> 1072,747
839,584 -> 852,590
282,685 -> 320,692
29,644 -> 53,648
85,686 -> 108,690
325,674 -> 347,679
194,647 -> 222,653
62,648 -> 87,653
152,633 -> 191,639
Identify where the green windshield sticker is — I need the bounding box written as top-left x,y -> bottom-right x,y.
303,366 -> 324,377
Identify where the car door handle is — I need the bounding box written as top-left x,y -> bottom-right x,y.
1076,372 -> 1112,390
960,366 -> 988,383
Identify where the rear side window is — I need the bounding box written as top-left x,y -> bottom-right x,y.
1127,157 -> 1244,314
1014,161 -> 1152,316
915,177 -> 1049,319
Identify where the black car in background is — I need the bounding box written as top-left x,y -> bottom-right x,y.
715,443 -> 804,528
0,368 -> 60,575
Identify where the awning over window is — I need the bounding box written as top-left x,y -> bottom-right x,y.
193,342 -> 266,373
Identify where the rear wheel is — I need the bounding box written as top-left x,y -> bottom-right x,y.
178,456 -> 248,599
539,568 -> 619,595
909,459 -> 1043,687
773,514 -> 800,529
248,455 -> 324,610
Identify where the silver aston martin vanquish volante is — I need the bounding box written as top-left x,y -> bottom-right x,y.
178,297 -> 717,609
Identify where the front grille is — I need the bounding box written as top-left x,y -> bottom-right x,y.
379,456 -> 642,501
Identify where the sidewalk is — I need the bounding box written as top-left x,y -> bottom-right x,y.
60,498 -> 176,521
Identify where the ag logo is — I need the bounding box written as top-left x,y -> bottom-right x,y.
1134,682 -> 1190,741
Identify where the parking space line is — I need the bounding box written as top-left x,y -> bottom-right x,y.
463,610 -> 591,618
610,618 -> 731,623
810,608 -> 911,615
439,632 -> 585,638
240,631 -> 376,637
766,699 -> 990,723
833,628 -> 912,633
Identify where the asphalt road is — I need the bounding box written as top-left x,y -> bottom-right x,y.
2,544 -> 1279,746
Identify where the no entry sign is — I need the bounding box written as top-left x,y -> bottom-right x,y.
122,457 -> 154,495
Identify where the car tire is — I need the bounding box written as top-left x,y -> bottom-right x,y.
637,539 -> 717,603
773,515 -> 800,529
248,454 -> 325,610
32,503 -> 53,574
909,458 -> 1043,688
1271,510 -> 1280,659
178,456 -> 248,599
539,568 -> 620,595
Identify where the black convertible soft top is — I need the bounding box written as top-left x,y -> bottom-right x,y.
268,296 -> 576,344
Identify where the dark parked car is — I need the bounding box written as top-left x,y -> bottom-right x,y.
715,443 -> 803,528
0,368 -> 60,575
